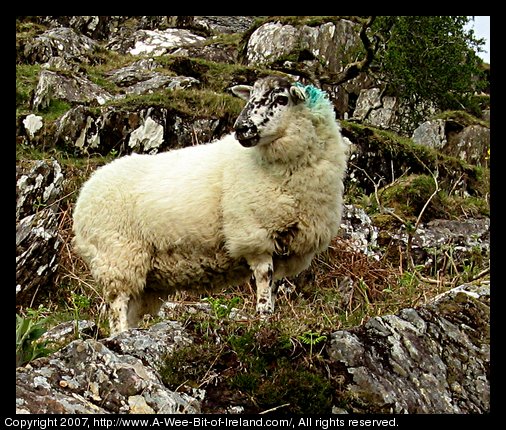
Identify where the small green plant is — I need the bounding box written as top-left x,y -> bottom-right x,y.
69,292 -> 92,336
298,331 -> 327,363
16,306 -> 52,367
203,296 -> 241,319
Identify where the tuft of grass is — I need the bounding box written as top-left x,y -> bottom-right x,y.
16,64 -> 41,118
107,88 -> 245,119
433,109 -> 489,128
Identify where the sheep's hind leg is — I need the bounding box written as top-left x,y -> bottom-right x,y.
127,289 -> 167,328
249,255 -> 275,316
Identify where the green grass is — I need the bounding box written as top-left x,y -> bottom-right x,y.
106,87 -> 245,119
16,64 -> 42,118
434,109 -> 490,128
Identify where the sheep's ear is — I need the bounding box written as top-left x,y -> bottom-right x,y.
290,85 -> 307,104
231,85 -> 253,101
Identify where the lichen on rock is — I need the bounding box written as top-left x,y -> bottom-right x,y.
327,282 -> 490,413
16,321 -> 200,414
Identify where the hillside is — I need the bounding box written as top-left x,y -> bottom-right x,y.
15,16 -> 490,414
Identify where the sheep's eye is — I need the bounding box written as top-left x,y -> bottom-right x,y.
274,94 -> 289,106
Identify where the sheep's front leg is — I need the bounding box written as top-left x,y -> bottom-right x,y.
248,255 -> 275,315
108,292 -> 130,335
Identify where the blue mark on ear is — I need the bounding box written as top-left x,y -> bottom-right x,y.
294,82 -> 329,109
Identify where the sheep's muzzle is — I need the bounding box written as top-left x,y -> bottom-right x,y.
234,122 -> 259,147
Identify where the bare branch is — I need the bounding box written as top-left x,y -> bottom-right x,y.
320,16 -> 380,86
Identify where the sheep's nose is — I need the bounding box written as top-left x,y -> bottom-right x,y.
234,122 -> 257,135
235,124 -> 250,134
234,122 -> 259,147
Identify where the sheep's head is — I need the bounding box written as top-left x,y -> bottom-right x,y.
231,76 -> 307,148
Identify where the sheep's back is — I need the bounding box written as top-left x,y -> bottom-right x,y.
73,136 -> 242,258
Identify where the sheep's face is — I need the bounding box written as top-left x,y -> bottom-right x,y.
231,77 -> 306,147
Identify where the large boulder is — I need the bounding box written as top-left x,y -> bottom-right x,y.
243,18 -> 373,118
16,322 -> 201,414
244,19 -> 359,73
32,70 -> 113,111
412,114 -> 490,166
53,105 -> 225,156
327,282 -> 489,413
22,27 -> 98,65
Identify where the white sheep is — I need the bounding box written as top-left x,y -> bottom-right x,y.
73,76 -> 348,334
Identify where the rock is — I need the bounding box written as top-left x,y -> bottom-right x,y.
53,106 -> 100,153
245,20 -> 359,73
341,122 -> 483,197
16,285 -> 489,414
128,116 -> 164,153
32,70 -> 113,111
412,117 -> 490,166
54,105 -> 225,155
122,75 -> 200,97
105,58 -> 160,87
172,43 -> 237,64
16,159 -> 64,306
51,16 -> 125,41
16,209 -> 61,305
327,282 -> 490,413
16,322 -> 200,414
103,58 -> 201,95
352,88 -> 399,130
393,218 -> 490,273
340,204 -> 379,258
16,158 -> 64,221
411,119 -> 447,150
23,27 -> 98,65
39,320 -> 98,350
449,124 -> 490,166
22,114 -> 44,140
41,56 -> 78,72
102,321 -> 193,369
352,88 -> 382,121
195,16 -> 256,34
110,28 -> 206,56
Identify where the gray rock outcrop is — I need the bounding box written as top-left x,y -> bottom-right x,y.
23,27 -> 98,65
16,322 -> 201,414
16,159 -> 65,305
16,283 -> 489,413
412,117 -> 490,166
245,20 -> 359,73
53,105 -> 223,155
327,282 -> 489,413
